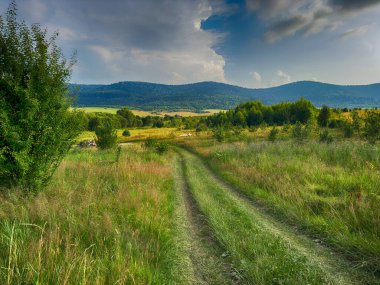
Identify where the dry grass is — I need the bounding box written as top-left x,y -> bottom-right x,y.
0,145 -> 183,284
182,137 -> 380,274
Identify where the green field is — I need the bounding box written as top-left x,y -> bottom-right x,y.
1,126 -> 379,284
76,107 -> 120,114
76,107 -> 224,117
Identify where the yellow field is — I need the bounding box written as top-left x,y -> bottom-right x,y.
76,127 -> 196,143
75,107 -> 119,114
340,109 -> 380,120
75,107 -> 224,117
156,109 -> 224,117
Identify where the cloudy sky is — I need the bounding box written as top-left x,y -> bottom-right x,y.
1,0 -> 380,87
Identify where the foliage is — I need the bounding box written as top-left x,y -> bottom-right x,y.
195,123 -> 208,132
144,139 -> 169,154
116,107 -> 141,127
292,122 -> 310,142
0,2 -> 81,190
328,119 -> 345,129
207,98 -> 315,128
351,110 -> 362,132
317,105 -> 330,127
95,122 -> 117,149
363,111 -> 380,144
212,127 -> 227,142
319,129 -> 333,143
122,129 -> 131,137
342,122 -> 354,138
268,127 -> 279,142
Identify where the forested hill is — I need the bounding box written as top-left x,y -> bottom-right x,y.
70,81 -> 380,111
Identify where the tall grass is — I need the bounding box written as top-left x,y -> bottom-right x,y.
0,146 -> 183,284
186,139 -> 380,274
180,149 -> 340,284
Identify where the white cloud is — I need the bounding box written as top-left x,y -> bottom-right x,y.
339,24 -> 370,39
277,70 -> 291,83
267,69 -> 292,87
250,71 -> 262,82
11,0 -> 228,84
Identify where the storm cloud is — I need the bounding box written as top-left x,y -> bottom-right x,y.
245,0 -> 380,42
2,0 -> 229,84
2,0 -> 379,86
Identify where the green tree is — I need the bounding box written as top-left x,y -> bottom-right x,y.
0,2 -> 81,190
351,111 -> 362,132
290,98 -> 314,124
363,112 -> 380,144
116,107 -> 137,127
95,122 -> 118,149
317,105 -> 330,127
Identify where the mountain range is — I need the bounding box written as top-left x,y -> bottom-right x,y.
70,81 -> 380,111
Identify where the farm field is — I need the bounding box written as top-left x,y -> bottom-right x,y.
2,127 -> 379,284
76,127 -> 195,143
76,107 -> 224,117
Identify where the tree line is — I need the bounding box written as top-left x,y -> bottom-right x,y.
79,108 -> 201,131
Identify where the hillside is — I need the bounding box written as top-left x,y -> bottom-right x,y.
70,81 -> 380,111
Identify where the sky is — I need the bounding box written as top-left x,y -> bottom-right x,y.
1,0 -> 380,87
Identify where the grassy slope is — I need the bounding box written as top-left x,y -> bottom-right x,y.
0,146 -> 189,284
182,138 -> 380,275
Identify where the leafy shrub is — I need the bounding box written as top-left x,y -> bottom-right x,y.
317,106 -> 330,127
122,130 -> 131,137
0,3 -> 81,190
292,122 -> 310,142
328,119 -> 344,129
342,123 -> 354,138
144,139 -> 169,154
213,127 -> 227,142
363,112 -> 380,144
153,120 -> 164,128
232,127 -> 243,136
195,123 -> 207,132
155,142 -> 169,154
319,129 -> 333,143
282,124 -> 291,132
95,122 -> 118,149
351,111 -> 362,132
268,127 -> 279,142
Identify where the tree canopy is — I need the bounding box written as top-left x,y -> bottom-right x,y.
0,2 -> 81,190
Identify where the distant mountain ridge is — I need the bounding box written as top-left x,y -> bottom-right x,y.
70,80 -> 380,111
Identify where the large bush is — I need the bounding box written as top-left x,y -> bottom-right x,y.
363,111 -> 380,144
95,122 -> 118,150
0,2 -> 81,190
317,105 -> 330,127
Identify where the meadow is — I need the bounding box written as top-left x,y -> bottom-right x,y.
76,107 -> 224,117
178,132 -> 380,276
0,146 -> 194,284
1,116 -> 379,284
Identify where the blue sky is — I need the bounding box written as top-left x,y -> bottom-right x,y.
1,0 -> 380,87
